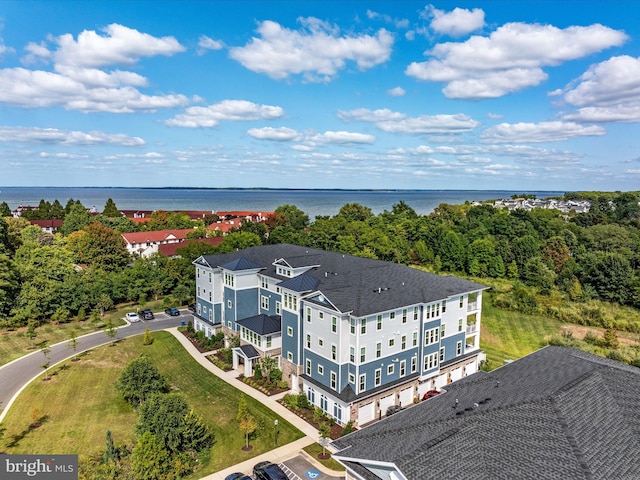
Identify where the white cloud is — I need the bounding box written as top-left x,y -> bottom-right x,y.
197,35 -> 224,55
166,99 -> 284,127
559,55 -> 640,123
229,17 -> 393,81
0,126 -> 145,146
53,23 -> 184,68
366,10 -> 409,29
0,68 -> 189,112
308,131 -> 375,145
406,22 -> 627,99
387,86 -> 406,96
2,24 -> 189,113
339,108 -> 479,134
423,5 -> 485,37
248,127 -> 301,141
481,121 -> 606,143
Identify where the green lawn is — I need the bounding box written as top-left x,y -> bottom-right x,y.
0,331 -> 303,477
480,292 -> 562,369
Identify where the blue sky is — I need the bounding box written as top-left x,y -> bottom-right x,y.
1,1 -> 639,190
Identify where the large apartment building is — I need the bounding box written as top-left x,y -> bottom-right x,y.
193,244 -> 487,427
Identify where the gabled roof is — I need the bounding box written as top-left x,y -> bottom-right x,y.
237,344 -> 260,359
221,257 -> 262,271
332,346 -> 640,480
236,314 -> 281,335
277,274 -> 319,293
200,244 -> 486,317
121,229 -> 194,245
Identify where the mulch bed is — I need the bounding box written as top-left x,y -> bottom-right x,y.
180,330 -> 211,353
278,402 -> 345,440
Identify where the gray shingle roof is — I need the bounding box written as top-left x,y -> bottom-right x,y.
331,346 -> 640,480
199,244 -> 486,317
236,314 -> 281,335
220,257 -> 262,271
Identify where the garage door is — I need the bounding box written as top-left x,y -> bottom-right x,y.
399,387 -> 414,407
379,394 -> 395,416
465,361 -> 477,375
451,367 -> 462,382
358,402 -> 375,425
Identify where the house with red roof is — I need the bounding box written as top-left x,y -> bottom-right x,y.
157,237 -> 224,258
121,229 -> 196,257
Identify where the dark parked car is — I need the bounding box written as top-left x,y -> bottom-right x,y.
225,473 -> 251,480
188,303 -> 196,313
165,307 -> 180,316
386,404 -> 403,416
140,309 -> 154,320
253,461 -> 289,480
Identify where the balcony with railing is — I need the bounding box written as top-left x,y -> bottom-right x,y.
466,323 -> 477,335
467,301 -> 478,312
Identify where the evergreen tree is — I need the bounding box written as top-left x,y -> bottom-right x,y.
102,198 -> 120,217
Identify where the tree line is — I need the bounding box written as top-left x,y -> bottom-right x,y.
0,192 -> 639,330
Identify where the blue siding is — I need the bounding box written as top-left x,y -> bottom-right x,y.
258,288 -> 277,316
281,310 -> 299,364
305,349 -> 332,389
237,288 -> 258,320
441,332 -> 466,362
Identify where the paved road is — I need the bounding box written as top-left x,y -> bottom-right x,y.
0,311 -> 189,421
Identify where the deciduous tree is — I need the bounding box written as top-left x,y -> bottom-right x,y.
116,356 -> 168,405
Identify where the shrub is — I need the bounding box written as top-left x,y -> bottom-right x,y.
341,421 -> 354,436
296,392 -> 310,410
606,350 -> 626,362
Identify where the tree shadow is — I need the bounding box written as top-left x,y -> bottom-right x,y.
5,415 -> 50,448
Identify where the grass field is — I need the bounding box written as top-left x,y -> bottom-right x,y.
479,292 -> 562,369
0,331 -> 303,477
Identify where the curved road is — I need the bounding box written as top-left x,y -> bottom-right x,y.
0,312 -> 188,422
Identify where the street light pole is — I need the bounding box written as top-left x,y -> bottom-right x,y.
274,419 -> 279,445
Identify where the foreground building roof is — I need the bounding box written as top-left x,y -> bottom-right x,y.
332,346 -> 640,480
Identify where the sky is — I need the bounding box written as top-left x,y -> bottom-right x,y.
1,1 -> 639,191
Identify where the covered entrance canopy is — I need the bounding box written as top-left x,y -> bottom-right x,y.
233,344 -> 260,377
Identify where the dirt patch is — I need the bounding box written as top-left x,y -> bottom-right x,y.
560,324 -> 639,347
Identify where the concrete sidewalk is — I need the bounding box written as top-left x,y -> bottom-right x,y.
167,328 -> 342,480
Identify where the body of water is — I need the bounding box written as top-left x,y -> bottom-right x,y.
0,187 -> 566,219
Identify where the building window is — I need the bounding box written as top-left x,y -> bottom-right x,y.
306,334 -> 311,349
458,318 -> 463,332
414,306 -> 419,321
318,338 -> 324,348
287,326 -> 293,337
376,315 -> 382,331
457,341 -> 462,356
261,295 -> 269,310
349,373 -> 355,384
411,356 -> 417,373
350,346 -> 355,362
224,273 -> 234,287
459,296 -> 464,308
376,342 -> 382,358
390,312 -> 396,320
436,303 -> 440,317
287,351 -> 293,361
360,347 -> 366,363
442,300 -> 447,313
209,292 -> 212,301
359,374 -> 366,392
306,307 -> 312,323
306,359 -> 311,375
388,337 -> 395,348
360,318 -> 366,335
319,311 -> 324,320
209,272 -> 212,282
276,301 -> 281,314
330,372 -> 337,389
266,336 -> 272,348
308,388 -> 315,403
227,300 -> 232,309
400,360 -> 406,377
350,318 -> 356,335
441,324 -> 445,338
197,268 -> 200,279
439,347 -> 445,363
425,327 -> 439,346
401,335 -> 407,350
261,277 -> 268,289
375,369 -> 381,387
424,352 -> 438,370
387,364 -> 394,375
402,309 -> 407,324
318,364 -> 324,375
412,332 -> 418,347
331,316 -> 337,333
331,344 -> 337,361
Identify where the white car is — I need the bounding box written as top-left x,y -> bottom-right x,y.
126,312 -> 140,322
